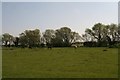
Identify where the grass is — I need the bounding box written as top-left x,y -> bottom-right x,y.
2,47 -> 118,78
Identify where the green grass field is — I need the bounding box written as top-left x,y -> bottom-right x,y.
2,47 -> 118,78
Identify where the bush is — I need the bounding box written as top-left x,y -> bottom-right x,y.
109,43 -> 120,48
84,42 -> 97,47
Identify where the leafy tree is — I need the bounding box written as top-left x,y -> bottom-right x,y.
53,27 -> 72,47
0,35 -> 2,46
70,32 -> 83,43
51,27 -> 82,47
19,29 -> 41,48
118,24 -> 120,41
84,28 -> 96,41
2,33 -> 14,47
40,36 -> 46,47
13,37 -> 19,47
92,23 -> 105,44
82,34 -> 93,42
109,24 -> 118,42
43,29 -> 55,44
84,23 -> 119,47
19,33 -> 28,47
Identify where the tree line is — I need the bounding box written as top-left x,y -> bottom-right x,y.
1,23 -> 120,48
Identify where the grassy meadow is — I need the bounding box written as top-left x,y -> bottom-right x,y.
2,47 -> 118,78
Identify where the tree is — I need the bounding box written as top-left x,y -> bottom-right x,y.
82,34 -> 93,42
13,37 -> 19,47
84,23 -> 119,47
84,28 -> 96,41
70,32 -> 83,43
19,29 -> 41,48
43,29 -> 55,44
2,33 -> 14,47
40,36 -> 46,47
51,27 -> 82,47
118,24 -> 120,41
52,27 -> 72,47
92,23 -> 105,44
19,33 -> 28,47
0,35 -> 2,46
85,23 -> 112,46
109,24 -> 118,42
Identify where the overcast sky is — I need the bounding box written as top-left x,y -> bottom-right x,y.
2,2 -> 118,36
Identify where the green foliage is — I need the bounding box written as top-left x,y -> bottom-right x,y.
2,23 -> 120,48
84,23 -> 119,47
2,33 -> 14,41
2,33 -> 14,46
53,27 -> 72,47
51,27 -> 82,47
19,29 -> 41,47
109,43 -> 120,48
0,35 -> 2,46
43,29 -> 55,43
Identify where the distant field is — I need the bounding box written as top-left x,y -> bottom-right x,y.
2,47 -> 118,78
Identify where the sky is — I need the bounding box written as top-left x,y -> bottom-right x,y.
1,0 -> 120,2
0,2 -> 1,35
2,2 -> 118,37
119,2 -> 120,23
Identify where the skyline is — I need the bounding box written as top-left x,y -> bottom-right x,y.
2,2 -> 118,37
